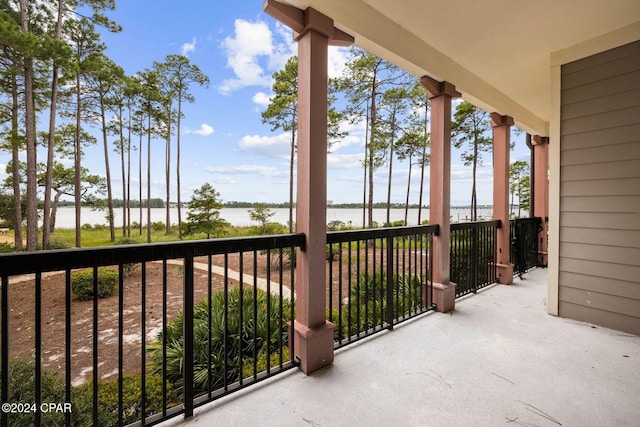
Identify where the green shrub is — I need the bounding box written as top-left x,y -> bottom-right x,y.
337,272 -> 423,339
48,238 -> 70,250
0,357 -> 66,427
71,268 -> 118,300
151,221 -> 165,232
148,287 -> 292,397
0,242 -> 15,253
116,238 -> 140,276
327,220 -> 345,231
72,374 -> 174,426
242,347 -> 290,379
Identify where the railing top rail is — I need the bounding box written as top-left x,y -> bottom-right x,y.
0,233 -> 305,276
510,217 -> 542,224
326,224 -> 439,244
450,219 -> 501,231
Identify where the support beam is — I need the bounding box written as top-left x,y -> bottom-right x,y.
491,113 -> 514,284
265,1 -> 353,374
421,76 -> 459,312
532,135 -> 549,266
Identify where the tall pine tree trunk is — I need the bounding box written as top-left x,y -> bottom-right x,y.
19,0 -> 37,251
176,92 -> 183,238
100,96 -> 116,242
10,75 -> 23,250
404,159 -> 413,225
288,126 -> 295,233
165,109 -> 171,235
119,104 -> 126,236
471,139 -> 478,221
147,115 -> 152,243
138,132 -> 142,236
74,72 -> 83,247
367,83 -> 377,229
385,128 -> 395,226
42,0 -> 64,250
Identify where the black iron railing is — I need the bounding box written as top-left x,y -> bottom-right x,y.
510,217 -> 541,278
0,234 -> 303,426
450,220 -> 500,298
326,225 -> 438,349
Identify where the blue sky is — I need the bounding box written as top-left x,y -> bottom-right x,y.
1,0 -> 531,206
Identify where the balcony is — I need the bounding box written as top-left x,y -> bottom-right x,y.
1,221 -> 637,426
163,267 -> 640,427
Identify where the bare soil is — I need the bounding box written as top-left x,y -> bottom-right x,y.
4,251 -> 288,385
3,249 -> 353,387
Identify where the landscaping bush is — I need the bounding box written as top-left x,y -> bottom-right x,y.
72,373 -> 173,426
0,242 -> 14,253
151,221 -> 165,232
0,357 -> 66,427
71,268 -> 118,300
116,238 -> 141,276
338,272 -> 423,338
48,238 -> 70,250
148,287 -> 292,396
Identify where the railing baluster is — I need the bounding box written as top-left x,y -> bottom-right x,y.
66,270 -> 72,427
386,236 -> 394,329
118,264 -> 125,426
141,262 -> 147,426
1,275 -> 7,427
183,254 -> 194,418
92,267 -> 99,427
35,272 -> 42,427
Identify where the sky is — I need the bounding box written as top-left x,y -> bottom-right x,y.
1,0 -> 531,206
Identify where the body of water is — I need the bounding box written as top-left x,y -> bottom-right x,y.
50,206 -> 495,229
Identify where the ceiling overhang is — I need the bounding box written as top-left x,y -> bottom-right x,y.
275,0 -> 640,136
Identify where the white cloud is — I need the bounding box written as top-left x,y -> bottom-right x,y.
238,133 -> 291,159
330,119 -> 366,151
219,20 -> 274,94
328,46 -> 349,79
192,123 -> 214,136
252,91 -> 272,108
181,38 -> 196,56
267,22 -> 296,71
205,164 -> 286,178
328,153 -> 363,169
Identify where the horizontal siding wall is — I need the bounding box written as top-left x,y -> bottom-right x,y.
560,40 -> 640,335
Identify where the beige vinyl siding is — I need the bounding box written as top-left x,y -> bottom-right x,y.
559,40 -> 640,335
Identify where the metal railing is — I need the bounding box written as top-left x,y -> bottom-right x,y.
450,220 -> 500,298
326,225 -> 438,349
0,234 -> 303,426
510,217 -> 541,278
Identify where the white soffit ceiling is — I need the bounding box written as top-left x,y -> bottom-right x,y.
279,0 -> 640,136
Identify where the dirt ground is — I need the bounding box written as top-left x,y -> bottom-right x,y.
1,228 -> 414,389
3,248 -> 353,387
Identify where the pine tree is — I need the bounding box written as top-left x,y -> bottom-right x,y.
452,101 -> 492,221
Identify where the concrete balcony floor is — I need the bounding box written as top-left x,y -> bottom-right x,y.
166,268 -> 640,426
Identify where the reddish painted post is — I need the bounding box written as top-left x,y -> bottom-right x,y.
491,113 -> 514,284
264,1 -> 353,374
533,136 -> 549,266
420,76 -> 460,312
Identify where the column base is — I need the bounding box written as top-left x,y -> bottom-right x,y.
495,263 -> 514,284
289,320 -> 335,374
429,281 -> 457,313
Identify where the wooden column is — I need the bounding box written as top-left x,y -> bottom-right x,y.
264,0 -> 353,374
533,135 -> 549,266
420,76 -> 460,312
491,113 -> 514,284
